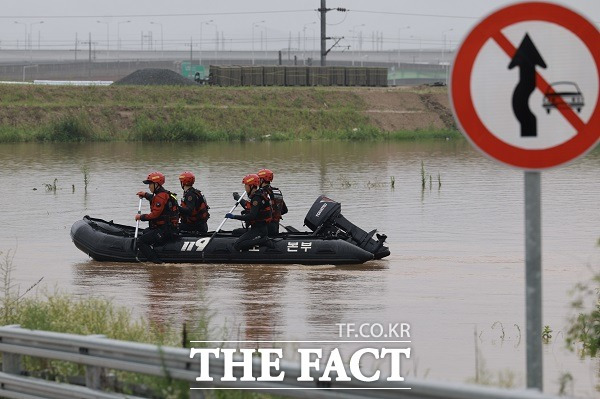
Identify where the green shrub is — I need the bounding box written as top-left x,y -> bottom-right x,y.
566,272 -> 600,357
38,114 -> 96,142
0,126 -> 27,142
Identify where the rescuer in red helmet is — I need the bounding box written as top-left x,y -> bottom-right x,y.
257,168 -> 288,236
134,171 -> 179,263
178,171 -> 210,233
225,174 -> 272,251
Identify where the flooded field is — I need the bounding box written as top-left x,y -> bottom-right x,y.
1,140 -> 599,396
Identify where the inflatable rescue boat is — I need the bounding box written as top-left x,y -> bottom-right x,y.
70,196 -> 390,265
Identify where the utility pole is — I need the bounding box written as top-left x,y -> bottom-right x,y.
318,0 -> 347,66
80,33 -> 97,78
320,0 -> 327,66
288,31 -> 292,61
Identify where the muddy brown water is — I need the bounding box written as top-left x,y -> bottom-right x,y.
1,140 -> 599,395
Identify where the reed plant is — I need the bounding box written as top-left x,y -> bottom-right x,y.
81,164 -> 90,192
558,373 -> 574,396
566,271 -> 600,357
421,161 -> 426,190
542,325 -> 553,344
469,325 -> 518,388
340,175 -> 352,188
43,178 -> 58,192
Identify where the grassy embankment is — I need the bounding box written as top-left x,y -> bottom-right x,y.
0,84 -> 459,142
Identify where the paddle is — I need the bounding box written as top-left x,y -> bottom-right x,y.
204,194 -> 245,248
133,198 -> 143,248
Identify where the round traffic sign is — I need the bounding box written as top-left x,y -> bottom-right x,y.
450,2 -> 600,169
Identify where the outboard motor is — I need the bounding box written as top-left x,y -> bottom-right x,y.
304,195 -> 389,259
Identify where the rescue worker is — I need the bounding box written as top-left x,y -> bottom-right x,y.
225,174 -> 272,251
134,171 -> 179,264
232,185 -> 254,236
257,168 -> 288,236
178,171 -> 210,233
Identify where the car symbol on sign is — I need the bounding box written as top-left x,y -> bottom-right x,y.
542,81 -> 584,114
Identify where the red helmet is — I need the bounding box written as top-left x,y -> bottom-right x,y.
242,174 -> 260,187
179,171 -> 195,186
143,171 -> 165,185
257,168 -> 274,182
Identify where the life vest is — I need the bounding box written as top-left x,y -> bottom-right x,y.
150,189 -> 179,229
248,188 -> 272,225
264,185 -> 286,222
180,188 -> 210,224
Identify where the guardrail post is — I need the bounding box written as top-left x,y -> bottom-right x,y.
189,388 -> 205,399
2,353 -> 22,375
83,334 -> 106,390
85,364 -> 105,389
1,325 -> 22,375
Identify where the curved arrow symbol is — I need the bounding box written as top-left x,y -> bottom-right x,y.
508,33 -> 547,137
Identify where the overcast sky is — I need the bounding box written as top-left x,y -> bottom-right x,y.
1,1 -> 598,52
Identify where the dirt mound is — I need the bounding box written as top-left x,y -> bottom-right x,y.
354,88 -> 453,131
114,69 -> 197,86
421,93 -> 456,130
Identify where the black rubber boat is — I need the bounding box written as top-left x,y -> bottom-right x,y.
70,196 -> 390,265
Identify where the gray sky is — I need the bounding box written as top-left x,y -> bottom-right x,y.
1,1 -> 598,52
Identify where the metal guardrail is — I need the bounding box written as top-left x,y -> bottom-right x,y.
0,325 -> 568,399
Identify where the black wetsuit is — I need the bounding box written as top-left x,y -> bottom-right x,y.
137,187 -> 179,263
230,188 -> 272,251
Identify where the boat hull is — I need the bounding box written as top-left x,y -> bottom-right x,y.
71,217 -> 378,265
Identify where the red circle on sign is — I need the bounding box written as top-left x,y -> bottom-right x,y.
450,2 -> 600,169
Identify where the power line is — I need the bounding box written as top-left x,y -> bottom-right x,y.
1,7 -> 597,24
0,10 -> 313,19
352,9 -> 600,24
351,9 -> 478,20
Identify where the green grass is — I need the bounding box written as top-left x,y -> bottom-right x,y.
0,247 -> 284,398
0,84 -> 460,143
11,291 -> 201,397
0,249 -> 217,398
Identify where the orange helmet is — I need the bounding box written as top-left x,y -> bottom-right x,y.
242,174 -> 260,187
143,171 -> 165,185
257,168 -> 274,182
179,171 -> 195,186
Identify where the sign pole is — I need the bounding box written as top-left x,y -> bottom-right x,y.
450,2 -> 600,393
524,170 -> 542,390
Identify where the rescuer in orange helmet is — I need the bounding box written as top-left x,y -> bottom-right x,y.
178,171 -> 210,233
257,168 -> 288,236
225,174 -> 272,251
134,171 -> 179,263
